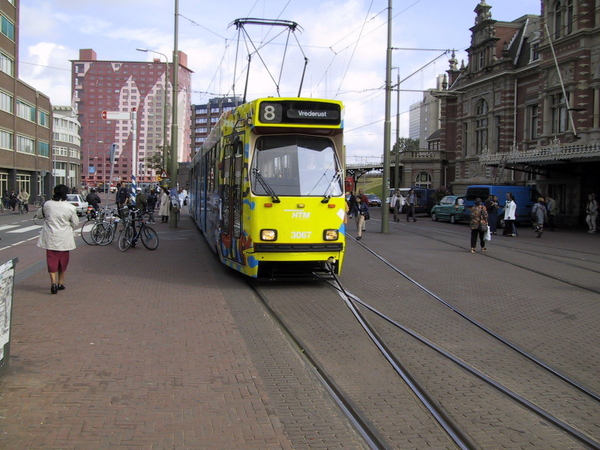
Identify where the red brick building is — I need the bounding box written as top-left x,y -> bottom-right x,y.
434,0 -> 600,225
71,49 -> 193,189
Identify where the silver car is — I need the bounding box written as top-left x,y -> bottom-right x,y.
66,194 -> 88,216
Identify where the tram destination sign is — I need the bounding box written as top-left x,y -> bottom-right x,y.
258,100 -> 341,126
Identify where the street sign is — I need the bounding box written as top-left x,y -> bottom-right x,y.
101,111 -> 132,120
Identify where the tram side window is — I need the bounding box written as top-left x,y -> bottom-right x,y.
251,136 -> 341,197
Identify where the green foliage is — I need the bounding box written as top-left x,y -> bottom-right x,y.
393,137 -> 420,153
145,145 -> 171,171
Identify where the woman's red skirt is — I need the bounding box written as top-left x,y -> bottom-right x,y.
46,250 -> 70,273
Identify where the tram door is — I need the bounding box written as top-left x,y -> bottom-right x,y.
220,136 -> 244,265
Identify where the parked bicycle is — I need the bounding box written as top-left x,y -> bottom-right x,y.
33,194 -> 45,208
81,206 -> 119,246
118,207 -> 159,251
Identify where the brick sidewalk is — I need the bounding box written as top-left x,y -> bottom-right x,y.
0,218 -> 295,449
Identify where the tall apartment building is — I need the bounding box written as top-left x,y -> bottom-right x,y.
52,106 -> 81,190
0,0 -> 53,199
191,96 -> 242,155
71,49 -> 193,189
408,102 -> 420,141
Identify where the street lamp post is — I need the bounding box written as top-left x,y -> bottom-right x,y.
136,48 -> 169,178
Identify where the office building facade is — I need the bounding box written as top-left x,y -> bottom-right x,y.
191,96 -> 242,156
0,0 -> 53,199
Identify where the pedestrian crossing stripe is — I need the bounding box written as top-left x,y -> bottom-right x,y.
6,225 -> 42,233
0,225 -> 18,231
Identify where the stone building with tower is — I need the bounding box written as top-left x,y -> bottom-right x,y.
431,0 -> 600,225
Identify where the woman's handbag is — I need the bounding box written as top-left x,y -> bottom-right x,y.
363,212 -> 370,220
479,222 -> 488,232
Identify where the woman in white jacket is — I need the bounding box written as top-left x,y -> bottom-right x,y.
502,192 -> 517,236
36,184 -> 79,294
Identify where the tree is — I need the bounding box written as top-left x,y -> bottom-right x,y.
393,137 -> 420,154
145,145 -> 171,172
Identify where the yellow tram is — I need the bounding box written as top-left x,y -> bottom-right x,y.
189,97 -> 346,278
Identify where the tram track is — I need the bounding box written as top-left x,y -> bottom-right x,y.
328,251 -> 600,448
380,220 -> 600,295
245,234 -> 600,449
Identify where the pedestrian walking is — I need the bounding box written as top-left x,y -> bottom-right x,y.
351,195 -> 369,240
147,189 -> 157,224
484,194 -> 499,234
159,186 -> 170,223
531,197 -> 548,238
135,187 -> 148,213
502,192 -> 517,236
546,196 -> 557,231
390,189 -> 403,222
35,184 -> 79,295
406,188 -> 417,222
469,198 -> 488,253
585,193 -> 597,233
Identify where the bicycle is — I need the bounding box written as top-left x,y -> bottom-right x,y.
90,210 -> 121,246
81,206 -> 118,246
118,208 -> 159,251
33,194 -> 45,208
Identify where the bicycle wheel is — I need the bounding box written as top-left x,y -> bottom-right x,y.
140,225 -> 159,250
80,220 -> 98,246
91,222 -> 113,246
118,226 -> 134,252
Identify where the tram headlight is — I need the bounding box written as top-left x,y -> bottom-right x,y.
260,229 -> 277,241
323,229 -> 339,241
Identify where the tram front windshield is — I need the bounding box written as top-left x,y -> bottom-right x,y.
251,136 -> 342,197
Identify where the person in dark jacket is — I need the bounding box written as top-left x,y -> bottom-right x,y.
146,189 -> 158,224
469,198 -> 488,253
85,188 -> 102,210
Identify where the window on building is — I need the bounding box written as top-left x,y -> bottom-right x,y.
38,110 -> 50,127
530,43 -> 540,62
554,1 -> 562,39
16,135 -> 35,154
0,129 -> 13,150
17,175 -> 31,195
0,91 -> 13,113
1,15 -> 15,41
566,0 -> 574,34
414,171 -> 432,188
551,93 -> 568,134
38,141 -> 50,157
0,51 -> 14,76
16,100 -> 36,122
475,99 -> 489,154
527,104 -> 539,140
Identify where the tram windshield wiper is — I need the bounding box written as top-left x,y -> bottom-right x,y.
252,168 -> 281,203
321,170 -> 342,203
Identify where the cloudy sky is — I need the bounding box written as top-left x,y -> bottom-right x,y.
19,0 -> 540,162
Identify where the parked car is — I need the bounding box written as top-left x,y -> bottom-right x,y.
366,193 -> 381,207
431,195 -> 467,224
66,194 -> 88,216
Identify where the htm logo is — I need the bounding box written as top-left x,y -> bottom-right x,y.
291,211 -> 311,219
